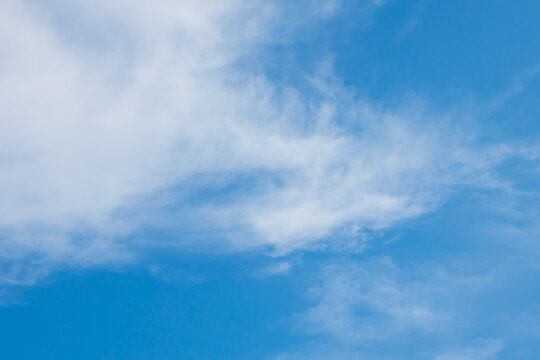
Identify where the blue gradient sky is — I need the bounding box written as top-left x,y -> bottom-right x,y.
1,1 -> 540,359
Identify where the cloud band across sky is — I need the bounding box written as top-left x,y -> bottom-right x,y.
0,0 -> 518,279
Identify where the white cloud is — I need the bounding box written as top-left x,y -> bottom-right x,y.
298,258 -> 444,343
435,340 -> 504,360
256,261 -> 294,277
0,0 -> 513,284
279,256 -> 507,359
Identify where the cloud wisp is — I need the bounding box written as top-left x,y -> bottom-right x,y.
0,0 -> 521,286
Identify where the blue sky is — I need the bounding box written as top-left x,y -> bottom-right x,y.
1,0 -> 540,359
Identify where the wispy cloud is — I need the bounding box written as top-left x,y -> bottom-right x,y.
277,255 -> 506,359
298,258 -> 445,343
256,261 -> 294,277
484,61 -> 540,116
0,0 -> 526,287
435,339 -> 504,360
